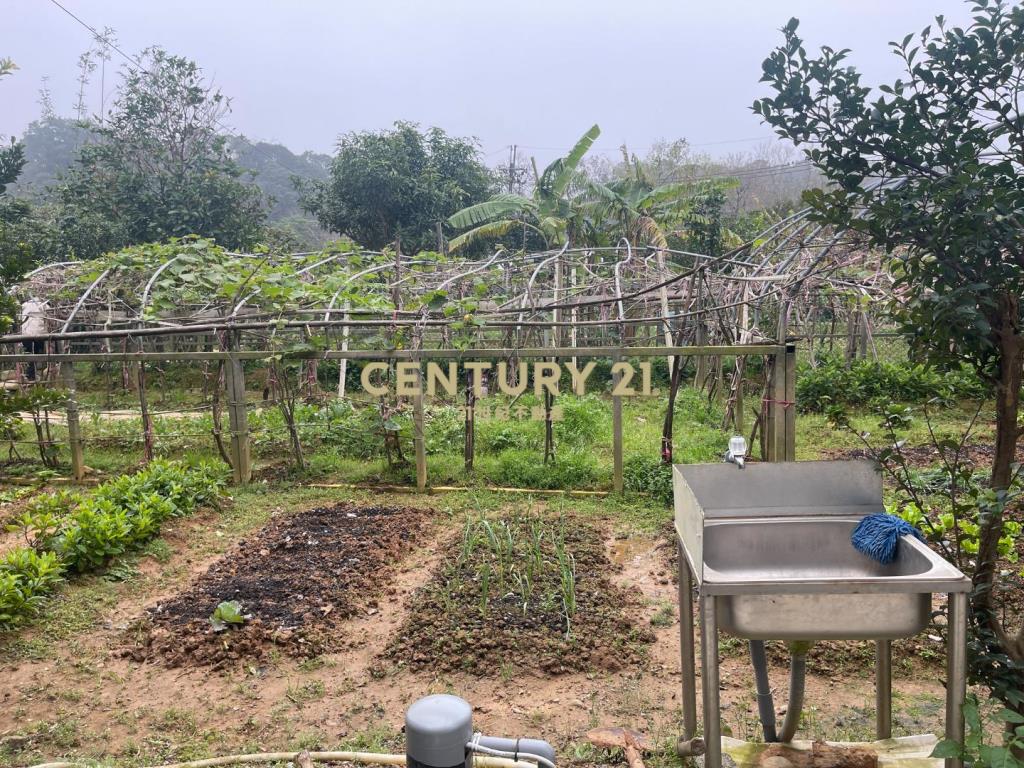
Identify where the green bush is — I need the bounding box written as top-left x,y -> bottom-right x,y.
484,448 -> 602,490
0,549 -> 64,630
476,418 -> 543,454
796,354 -> 985,412
1,460 -> 226,628
622,455 -> 674,505
425,405 -> 465,455
555,395 -> 609,446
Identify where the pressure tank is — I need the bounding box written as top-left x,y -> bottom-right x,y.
405,694 -> 473,768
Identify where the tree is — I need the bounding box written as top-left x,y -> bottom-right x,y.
8,116 -> 94,199
754,1 -> 1024,715
583,151 -> 737,254
448,125 -> 601,251
0,58 -> 56,332
53,47 -> 267,258
299,122 -> 493,251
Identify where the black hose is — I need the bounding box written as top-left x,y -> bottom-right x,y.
748,640 -> 778,742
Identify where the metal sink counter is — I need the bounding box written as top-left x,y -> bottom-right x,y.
702,516 -> 967,639
672,460 -> 970,768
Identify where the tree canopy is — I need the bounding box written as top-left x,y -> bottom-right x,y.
0,58 -> 53,332
754,0 -> 1024,712
299,122 -> 494,251
51,47 -> 268,259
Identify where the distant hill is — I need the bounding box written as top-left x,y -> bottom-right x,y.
226,136 -> 331,219
8,117 -> 93,199
9,117 -> 330,223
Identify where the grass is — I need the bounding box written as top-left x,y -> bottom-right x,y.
0,379 -> 1003,767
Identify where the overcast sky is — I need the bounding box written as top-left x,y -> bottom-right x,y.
2,0 -> 978,166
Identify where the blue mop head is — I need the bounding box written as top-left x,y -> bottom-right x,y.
851,513 -> 924,565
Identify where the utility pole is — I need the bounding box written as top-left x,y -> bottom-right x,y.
497,145 -> 529,196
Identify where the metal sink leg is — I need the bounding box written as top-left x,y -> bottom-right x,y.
875,640 -> 892,739
945,592 -> 967,768
678,540 -> 698,739
701,594 -> 722,768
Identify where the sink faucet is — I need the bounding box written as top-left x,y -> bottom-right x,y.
724,435 -> 747,469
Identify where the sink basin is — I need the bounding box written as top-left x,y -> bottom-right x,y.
672,461 -> 971,768
672,461 -> 971,640
701,517 -> 955,639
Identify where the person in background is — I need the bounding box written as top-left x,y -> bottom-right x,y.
20,296 -> 48,382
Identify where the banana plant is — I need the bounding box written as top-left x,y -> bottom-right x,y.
581,152 -> 740,250
447,125 -> 601,251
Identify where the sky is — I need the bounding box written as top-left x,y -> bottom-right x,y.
2,0 -> 979,167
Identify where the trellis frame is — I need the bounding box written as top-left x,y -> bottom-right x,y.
0,343 -> 794,491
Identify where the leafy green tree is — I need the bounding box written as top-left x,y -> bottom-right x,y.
7,116 -> 93,199
754,1 -> 1024,713
53,47 -> 267,259
447,125 -> 600,251
0,58 -> 56,332
299,122 -> 493,251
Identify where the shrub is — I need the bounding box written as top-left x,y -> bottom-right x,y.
554,395 -> 609,447
1,460 -> 226,628
484,448 -> 601,490
622,455 -> 674,505
476,419 -> 543,454
425,405 -> 465,455
796,354 -> 985,412
0,549 -> 64,630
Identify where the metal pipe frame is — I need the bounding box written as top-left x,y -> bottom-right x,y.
700,594 -> 722,768
945,592 -> 968,768
678,539 -> 698,741
875,640 -> 892,740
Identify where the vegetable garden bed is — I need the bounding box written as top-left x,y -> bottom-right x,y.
384,511 -> 652,675
125,502 -> 434,668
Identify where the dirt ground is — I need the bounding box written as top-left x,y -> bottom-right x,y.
126,502 -> 435,668
0,491 -> 952,767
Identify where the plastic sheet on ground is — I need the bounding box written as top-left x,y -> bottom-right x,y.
720,734 -> 940,768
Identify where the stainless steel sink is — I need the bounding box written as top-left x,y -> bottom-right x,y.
672,460 -> 971,768
702,517 -> 964,639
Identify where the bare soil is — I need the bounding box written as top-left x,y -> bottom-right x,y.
123,502 -> 435,668
0,493 -> 952,768
384,514 -> 653,676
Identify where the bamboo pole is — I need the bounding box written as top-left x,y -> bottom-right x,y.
612,351 -> 624,493
61,357 -> 85,481
784,343 -> 797,461
413,364 -> 427,491
337,303 -> 351,398
137,359 -> 154,463
224,336 -> 251,484
0,344 -> 787,364
306,483 -> 610,497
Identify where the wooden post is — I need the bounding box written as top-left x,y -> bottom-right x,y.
137,360 -> 155,463
61,358 -> 85,481
413,363 -> 427,491
612,351 -> 624,493
784,343 -> 796,461
765,346 -> 793,462
464,371 -> 475,471
337,303 -> 351,398
392,237 -> 402,309
734,359 -> 745,434
225,341 -> 251,484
